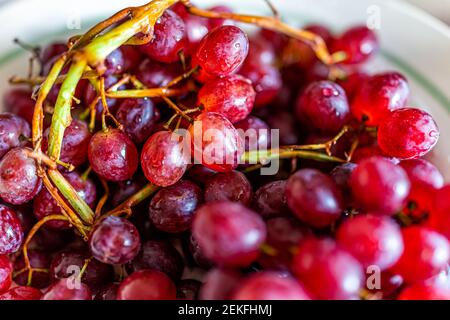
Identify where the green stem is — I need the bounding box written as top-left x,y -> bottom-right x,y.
242,149 -> 346,165
106,183 -> 160,217
47,169 -> 94,225
47,59 -> 87,159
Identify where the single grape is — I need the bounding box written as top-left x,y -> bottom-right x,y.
0,113 -> 31,158
398,282 -> 450,300
139,10 -> 187,63
34,171 -> 97,229
259,216 -> 311,270
141,130 -> 189,187
136,59 -> 182,88
336,71 -> 369,102
199,268 -> 242,300
252,180 -> 289,218
292,237 -> 364,300
246,36 -> 276,66
117,270 -> 176,300
392,226 -> 450,284
120,45 -> 142,71
349,156 -> 411,215
337,214 -> 404,270
103,48 -> 125,76
41,279 -> 92,300
177,279 -> 202,300
378,108 -> 439,159
204,171 -> 252,206
431,186 -> 450,240
83,75 -> 123,121
149,180 -> 202,233
0,204 -> 23,254
296,81 -> 350,133
188,235 -> 213,269
186,165 -> 217,187
189,112 -> 243,172
400,159 -> 443,217
89,216 -> 141,265
351,72 -> 409,125
194,25 -> 249,77
330,162 -> 357,203
14,249 -> 51,288
88,129 -> 138,182
0,147 -> 42,205
94,283 -> 119,300
0,255 -> 12,294
50,251 -> 114,291
2,89 -> 35,124
233,272 -> 311,300
239,62 -> 282,108
42,119 -> 91,168
266,111 -> 299,145
40,42 -> 67,66
208,5 -> 234,29
115,98 -> 160,144
127,240 -> 184,281
0,286 -> 43,300
198,75 -> 256,124
234,115 -> 271,152
332,25 -> 379,65
192,201 -> 266,267
285,169 -> 344,228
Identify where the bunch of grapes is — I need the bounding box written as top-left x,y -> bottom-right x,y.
0,0 -> 448,300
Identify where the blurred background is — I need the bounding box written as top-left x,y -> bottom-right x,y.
0,0 -> 449,24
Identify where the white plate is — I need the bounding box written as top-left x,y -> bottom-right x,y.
0,0 -> 449,178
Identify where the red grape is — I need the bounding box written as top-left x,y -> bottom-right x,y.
199,268 -> 242,300
141,130 -> 189,187
0,113 -> 30,158
115,98 -> 160,144
127,240 -> 184,281
139,10 -> 187,63
42,119 -> 91,169
14,249 -> 51,288
431,185 -> 450,240
332,25 -> 379,65
198,75 -> 255,124
392,226 -> 450,284
189,112 -> 243,172
0,255 -> 12,294
0,147 -> 42,205
136,58 -> 182,88
149,180 -> 202,233
204,171 -> 252,205
399,281 -> 450,300
252,180 -> 289,218
117,270 -> 176,300
41,279 -> 92,300
336,71 -> 369,102
192,201 -> 266,267
296,81 -> 350,133
89,216 -> 141,265
0,286 -> 42,300
88,129 -> 138,182
233,272 -> 311,300
50,251 -> 114,291
266,111 -> 300,145
337,214 -> 404,270
292,237 -> 364,299
34,171 -> 97,229
194,25 -> 249,77
349,156 -> 410,215
239,62 -> 282,108
0,204 -> 23,254
94,283 -> 119,300
234,115 -> 271,152
2,89 -> 35,124
286,169 -> 344,228
378,108 -> 439,159
351,72 -> 409,125
246,36 -> 276,66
